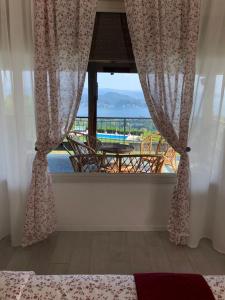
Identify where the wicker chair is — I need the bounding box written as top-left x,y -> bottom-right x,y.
155,136 -> 167,154
140,135 -> 153,154
86,135 -> 103,152
98,154 -> 165,174
140,133 -> 164,154
163,147 -> 177,172
140,134 -> 178,172
155,137 -> 177,172
64,133 -> 104,172
67,131 -> 103,152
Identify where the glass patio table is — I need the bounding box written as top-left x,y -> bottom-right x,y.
99,143 -> 134,172
99,143 -> 134,155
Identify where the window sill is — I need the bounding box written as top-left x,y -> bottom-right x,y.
51,172 -> 177,184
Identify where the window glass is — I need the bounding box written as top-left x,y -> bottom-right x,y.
48,72 -> 177,174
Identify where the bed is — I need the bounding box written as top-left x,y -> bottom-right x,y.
0,272 -> 225,299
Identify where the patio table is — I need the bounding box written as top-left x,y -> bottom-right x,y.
99,143 -> 134,172
99,143 -> 134,155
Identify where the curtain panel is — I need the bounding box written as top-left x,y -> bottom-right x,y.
189,0 -> 225,253
0,0 -> 36,245
124,0 -> 200,244
22,0 -> 97,246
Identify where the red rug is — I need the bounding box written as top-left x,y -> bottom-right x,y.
134,273 -> 215,300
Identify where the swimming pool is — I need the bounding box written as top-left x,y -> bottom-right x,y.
97,133 -> 128,140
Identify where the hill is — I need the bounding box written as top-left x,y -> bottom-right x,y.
77,88 -> 150,118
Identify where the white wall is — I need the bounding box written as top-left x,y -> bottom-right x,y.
0,173 -> 176,241
53,174 -> 176,231
0,179 -> 10,239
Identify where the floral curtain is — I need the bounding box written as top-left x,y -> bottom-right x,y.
22,0 -> 97,246
124,0 -> 200,244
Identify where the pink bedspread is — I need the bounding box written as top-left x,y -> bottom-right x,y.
0,272 -> 225,299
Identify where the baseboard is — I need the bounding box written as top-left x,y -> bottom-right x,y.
56,224 -> 167,231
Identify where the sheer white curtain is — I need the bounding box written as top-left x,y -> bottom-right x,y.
0,0 -> 35,245
189,0 -> 225,253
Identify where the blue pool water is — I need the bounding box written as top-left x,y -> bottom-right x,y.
97,133 -> 128,140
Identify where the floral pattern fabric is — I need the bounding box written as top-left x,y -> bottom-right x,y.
0,272 -> 224,299
124,0 -> 200,244
22,0 -> 97,246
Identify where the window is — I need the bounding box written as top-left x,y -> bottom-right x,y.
48,12 -> 177,174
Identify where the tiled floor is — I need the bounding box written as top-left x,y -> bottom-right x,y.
1,232 -> 225,275
48,153 -> 73,173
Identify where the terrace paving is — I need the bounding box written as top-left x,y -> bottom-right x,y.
47,153 -> 175,174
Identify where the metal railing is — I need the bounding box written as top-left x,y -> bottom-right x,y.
51,117 -> 178,173
73,116 -> 157,145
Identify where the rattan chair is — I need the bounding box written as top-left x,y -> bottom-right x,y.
163,147 -> 177,172
155,137 -> 177,172
67,131 -> 103,152
140,135 -> 153,154
87,135 -> 103,152
102,154 -> 165,174
155,136 -> 168,154
64,133 -> 104,172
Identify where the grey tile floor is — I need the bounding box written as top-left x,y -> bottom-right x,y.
1,231 -> 225,275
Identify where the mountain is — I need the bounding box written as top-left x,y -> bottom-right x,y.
77,88 -> 150,118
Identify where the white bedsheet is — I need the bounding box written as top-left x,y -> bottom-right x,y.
0,272 -> 224,299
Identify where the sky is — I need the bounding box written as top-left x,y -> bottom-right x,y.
84,72 -> 142,91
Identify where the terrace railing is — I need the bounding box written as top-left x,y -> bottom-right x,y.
72,116 -> 157,145
51,117 -> 178,173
